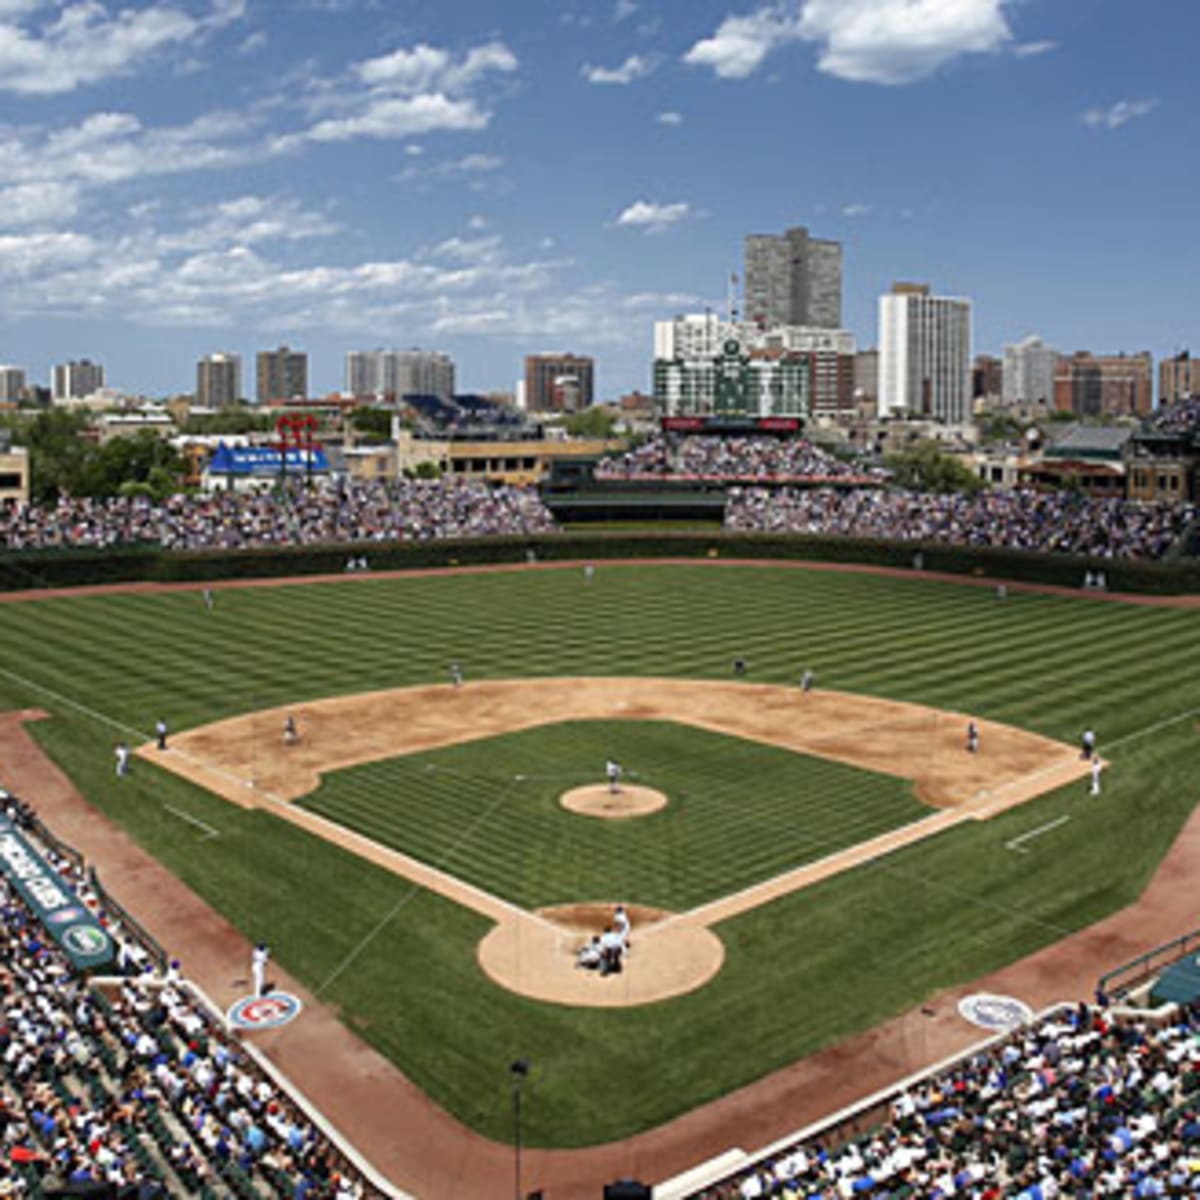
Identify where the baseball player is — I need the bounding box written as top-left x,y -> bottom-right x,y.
251,943 -> 270,997
733,656 -> 747,678
995,584 -> 1007,601
115,742 -> 130,778
605,759 -> 622,795
282,714 -> 299,746
449,663 -> 463,688
966,721 -> 979,754
1081,729 -> 1096,760
203,587 -> 214,611
613,904 -> 631,953
584,563 -> 595,584
155,719 -> 168,751
1089,755 -> 1103,797
800,669 -> 814,693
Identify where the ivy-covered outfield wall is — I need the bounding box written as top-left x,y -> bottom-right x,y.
1,531 -> 1199,595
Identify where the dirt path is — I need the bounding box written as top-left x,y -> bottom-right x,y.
0,554 -> 1197,607
2,707 -> 1199,1198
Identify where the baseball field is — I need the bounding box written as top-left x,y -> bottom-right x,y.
0,561 -> 1197,1155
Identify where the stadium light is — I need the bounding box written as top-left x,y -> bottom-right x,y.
510,1058 -> 530,1200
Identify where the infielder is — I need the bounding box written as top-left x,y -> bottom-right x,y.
966,721 -> 980,754
115,743 -> 130,778
1090,755 -> 1103,797
1081,729 -> 1096,760
449,663 -> 463,688
251,943 -> 270,997
800,669 -> 814,693
733,656 -> 747,678
605,759 -> 622,795
282,715 -> 299,746
155,719 -> 168,751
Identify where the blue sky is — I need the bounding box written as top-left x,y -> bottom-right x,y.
0,0 -> 1191,400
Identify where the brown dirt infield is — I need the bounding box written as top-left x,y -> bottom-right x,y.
560,783 -> 668,819
142,677 -> 1089,1010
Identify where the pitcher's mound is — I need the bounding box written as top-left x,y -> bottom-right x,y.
560,784 -> 667,819
477,902 -> 724,1008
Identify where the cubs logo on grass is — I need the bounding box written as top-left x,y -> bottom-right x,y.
228,993 -> 303,1031
957,993 -> 1033,1032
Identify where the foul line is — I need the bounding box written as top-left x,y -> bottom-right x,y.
1005,815 -> 1071,855
1105,704 -> 1200,751
163,805 -> 220,841
0,663 -> 147,742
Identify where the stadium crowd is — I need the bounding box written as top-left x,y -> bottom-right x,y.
701,1000 -> 1200,1200
0,479 -> 556,551
596,436 -> 885,483
1142,397 -> 1200,439
726,487 -> 1196,562
0,788 -> 372,1198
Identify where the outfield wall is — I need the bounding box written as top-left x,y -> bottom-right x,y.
1,531 -> 1199,594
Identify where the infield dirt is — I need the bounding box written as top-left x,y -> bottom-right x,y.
143,678 -> 1090,1008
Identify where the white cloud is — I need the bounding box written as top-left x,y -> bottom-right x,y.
841,202 -> 871,216
614,0 -> 637,20
685,0 -> 1018,84
582,53 -> 657,84
656,110 -> 683,125
280,39 -> 518,148
1012,39 -> 1055,58
0,0 -> 245,95
616,200 -> 690,233
1082,98 -> 1158,131
0,181 -> 79,227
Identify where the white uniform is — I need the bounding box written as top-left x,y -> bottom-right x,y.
613,905 -> 631,948
800,670 -> 814,693
584,564 -> 594,583
605,759 -> 622,794
966,722 -> 979,754
1090,756 -> 1103,797
115,744 -> 130,778
203,588 -> 214,610
251,944 -> 270,997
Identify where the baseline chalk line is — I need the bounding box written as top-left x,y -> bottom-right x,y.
1005,815 -> 1070,854
164,805 -> 220,841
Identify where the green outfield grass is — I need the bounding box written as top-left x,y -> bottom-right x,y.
300,719 -> 926,911
0,563 -> 1196,1146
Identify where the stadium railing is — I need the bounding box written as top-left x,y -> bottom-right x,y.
1098,925 -> 1200,1002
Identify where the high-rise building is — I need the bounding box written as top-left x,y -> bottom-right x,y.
972,354 -> 1003,400
196,352 -> 242,409
524,354 -> 594,412
744,226 -> 843,330
654,315 -> 854,414
854,350 -> 879,408
1002,335 -> 1059,409
52,359 -> 104,402
345,349 -> 455,402
0,366 -> 27,403
256,346 -> 308,404
1054,352 -> 1153,417
1159,351 -> 1200,406
877,283 -> 972,423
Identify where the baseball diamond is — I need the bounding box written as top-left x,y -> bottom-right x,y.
0,559 -> 1196,1200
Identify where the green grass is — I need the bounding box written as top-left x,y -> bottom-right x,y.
300,719 -> 926,910
0,563 -> 1196,1145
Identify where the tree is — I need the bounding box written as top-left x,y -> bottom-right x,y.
75,432 -> 185,500
15,409 -> 92,503
180,409 -> 272,436
350,406 -> 394,441
884,440 -> 983,495
564,406 -> 618,438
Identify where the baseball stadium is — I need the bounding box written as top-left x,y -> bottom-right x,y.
0,435 -> 1199,1199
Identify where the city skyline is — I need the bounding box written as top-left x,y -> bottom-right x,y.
0,0 -> 1193,399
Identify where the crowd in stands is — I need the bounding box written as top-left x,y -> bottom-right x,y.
726,487 -> 1197,562
700,1000 -> 1200,1200
0,787 -> 372,1198
596,436 -> 886,483
1142,398 -> 1200,440
0,479 -> 556,552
